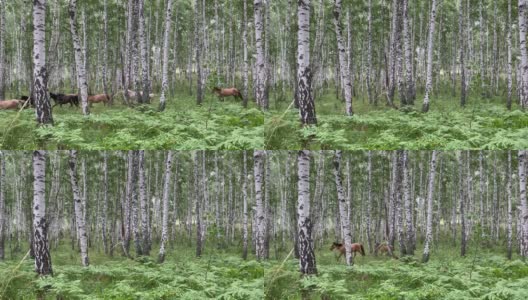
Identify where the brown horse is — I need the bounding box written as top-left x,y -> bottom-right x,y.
374,242 -> 399,259
330,242 -> 365,261
0,100 -> 24,110
213,87 -> 243,101
88,94 -> 111,106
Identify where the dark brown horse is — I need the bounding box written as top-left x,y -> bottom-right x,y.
50,93 -> 79,107
212,87 -> 243,101
330,242 -> 365,261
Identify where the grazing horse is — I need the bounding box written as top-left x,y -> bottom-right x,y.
330,242 -> 365,261
0,100 -> 24,110
88,94 -> 111,106
212,87 -> 243,101
49,93 -> 79,107
374,242 -> 398,259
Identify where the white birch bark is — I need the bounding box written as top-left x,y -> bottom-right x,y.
139,150 -> 149,255
333,151 -> 353,265
519,0 -> 528,109
159,0 -> 173,111
254,150 -> 265,260
0,151 -> 4,260
33,0 -> 53,124
507,151 -> 513,259
69,0 -> 89,115
298,150 -> 317,275
242,0 -> 249,107
243,151 -> 249,260
333,0 -> 353,116
421,0 -> 437,112
422,151 -> 438,263
254,0 -> 266,109
33,151 -> 53,275
68,150 -> 89,267
519,150 -> 528,257
297,0 -> 317,125
158,151 -> 173,263
507,0 -> 513,110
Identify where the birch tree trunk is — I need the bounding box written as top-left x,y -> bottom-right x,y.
519,1 -> 528,109
255,0 -> 267,109
102,151 -> 108,255
158,151 -> 173,263
242,0 -> 249,107
519,150 -> 528,257
422,0 -> 437,112
194,0 -> 204,105
422,151 -> 438,263
0,151 -> 4,260
402,0 -> 415,104
158,0 -> 173,111
403,151 -> 415,255
479,1 -> 486,96
366,151 -> 373,253
138,0 -> 150,104
69,0 -> 89,115
254,150 -> 266,260
458,0 -> 467,107
242,151 -> 249,260
507,151 -> 513,259
102,0 -> 109,103
367,0 -> 373,105
507,0 -> 513,110
33,0 -> 53,125
68,150 -> 89,267
138,151 -> 149,255
333,0 -> 353,116
297,0 -> 317,125
333,151 -> 353,265
0,0 -> 5,99
194,152 -> 203,257
298,150 -> 317,275
33,150 -> 53,276
458,152 -> 467,256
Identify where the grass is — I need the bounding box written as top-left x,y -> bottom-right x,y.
0,92 -> 264,150
264,241 -> 528,300
265,91 -> 528,150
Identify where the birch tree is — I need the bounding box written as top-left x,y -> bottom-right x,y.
255,0 -> 267,109
254,150 -> 265,260
519,150 -> 528,257
333,151 -> 353,265
33,151 -> 53,276
0,151 -> 4,260
422,151 -> 438,263
69,150 -> 89,267
422,0 -> 437,112
298,150 -> 317,275
158,151 -> 173,263
519,1 -> 528,109
158,0 -> 173,111
242,0 -> 249,107
333,0 -> 353,116
507,151 -> 513,259
138,150 -> 149,255
297,0 -> 317,125
33,0 -> 53,125
242,151 -> 249,260
69,0 -> 89,115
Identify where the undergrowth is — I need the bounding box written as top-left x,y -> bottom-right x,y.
0,95 -> 264,150
266,93 -> 528,150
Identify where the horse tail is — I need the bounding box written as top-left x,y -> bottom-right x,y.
360,244 -> 365,256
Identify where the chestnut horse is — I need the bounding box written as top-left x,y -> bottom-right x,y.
0,100 -> 24,110
213,87 -> 243,101
330,242 -> 365,261
88,94 -> 111,106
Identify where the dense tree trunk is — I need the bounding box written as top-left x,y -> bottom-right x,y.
333,151 -> 353,265
255,0 -> 267,109
403,151 -> 415,255
254,150 -> 265,260
138,0 -> 150,104
242,0 -> 249,107
33,0 -> 53,125
68,150 -> 89,267
507,151 -> 513,259
243,151 -> 249,260
459,152 -> 467,256
158,0 -> 173,111
519,150 -> 528,257
158,151 -> 173,263
519,1 -> 528,109
421,0 -> 437,112
33,151 -> 53,276
297,0 -> 317,125
69,0 -> 89,115
194,0 -> 204,105
507,0 -> 513,110
0,151 -> 4,260
458,0 -> 467,107
138,151 -> 149,255
422,151 -> 438,263
298,150 -> 317,275
333,0 -> 353,116
102,152 -> 109,255
402,0 -> 415,104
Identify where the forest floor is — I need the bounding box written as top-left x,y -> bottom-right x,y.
0,242 -> 264,300
0,92 -> 263,150
265,242 -> 528,300
265,91 -> 528,150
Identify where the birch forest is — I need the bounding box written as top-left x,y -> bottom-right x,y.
0,150 -> 526,299
0,0 -> 525,149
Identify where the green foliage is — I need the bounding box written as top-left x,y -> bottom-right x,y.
0,96 -> 264,150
